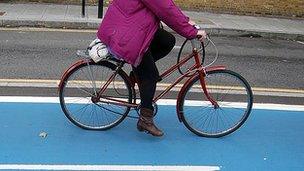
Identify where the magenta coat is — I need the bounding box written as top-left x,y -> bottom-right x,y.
97,0 -> 198,66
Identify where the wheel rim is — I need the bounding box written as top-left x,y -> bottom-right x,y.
60,63 -> 131,130
182,70 -> 252,137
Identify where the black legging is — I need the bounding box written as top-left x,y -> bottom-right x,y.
133,28 -> 176,110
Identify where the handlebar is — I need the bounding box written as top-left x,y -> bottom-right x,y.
191,25 -> 219,67
190,24 -> 205,50
191,35 -> 218,68
193,24 -> 201,30
176,25 -> 219,75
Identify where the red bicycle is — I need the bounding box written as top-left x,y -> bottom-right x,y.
58,35 -> 253,137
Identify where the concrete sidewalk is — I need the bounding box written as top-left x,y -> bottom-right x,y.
0,3 -> 304,40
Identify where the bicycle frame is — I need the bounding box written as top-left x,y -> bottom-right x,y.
154,48 -> 224,106
96,40 -> 225,117
58,37 -> 253,137
58,39 -> 226,122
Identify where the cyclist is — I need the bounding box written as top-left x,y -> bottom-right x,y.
97,0 -> 207,137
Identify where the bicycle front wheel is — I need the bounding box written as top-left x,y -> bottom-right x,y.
59,60 -> 133,130
179,69 -> 253,137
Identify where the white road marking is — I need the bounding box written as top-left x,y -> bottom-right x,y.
0,164 -> 220,171
296,41 -> 304,45
173,45 -> 181,49
0,96 -> 303,111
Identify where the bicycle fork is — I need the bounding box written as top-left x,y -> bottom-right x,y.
193,49 -> 219,109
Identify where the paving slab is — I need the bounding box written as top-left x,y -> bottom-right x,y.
0,3 -> 303,40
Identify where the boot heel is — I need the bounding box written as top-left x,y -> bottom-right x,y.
137,125 -> 145,132
137,108 -> 164,137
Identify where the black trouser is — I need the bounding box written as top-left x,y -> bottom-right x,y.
133,28 -> 176,110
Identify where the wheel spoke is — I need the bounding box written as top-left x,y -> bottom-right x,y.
59,62 -> 132,130
180,70 -> 252,137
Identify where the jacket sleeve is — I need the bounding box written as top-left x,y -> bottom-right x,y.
140,0 -> 198,39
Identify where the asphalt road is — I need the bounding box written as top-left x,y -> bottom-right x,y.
0,27 -> 303,104
1,28 -> 303,171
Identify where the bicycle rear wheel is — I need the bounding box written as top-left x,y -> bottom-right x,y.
178,69 -> 253,137
59,60 -> 133,130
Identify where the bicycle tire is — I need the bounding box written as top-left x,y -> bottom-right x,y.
59,60 -> 133,130
178,69 -> 253,137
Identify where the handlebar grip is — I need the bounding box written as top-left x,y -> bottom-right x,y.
193,25 -> 201,30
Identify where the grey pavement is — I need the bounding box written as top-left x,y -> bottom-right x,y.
0,3 -> 304,40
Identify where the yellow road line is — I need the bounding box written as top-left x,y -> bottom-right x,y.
160,82 -> 304,94
0,79 -> 58,83
0,78 -> 303,95
252,87 -> 304,93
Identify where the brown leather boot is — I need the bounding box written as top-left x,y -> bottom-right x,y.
137,108 -> 164,137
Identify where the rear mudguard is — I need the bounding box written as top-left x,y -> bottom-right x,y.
57,59 -> 137,103
176,65 -> 226,122
58,58 -> 92,91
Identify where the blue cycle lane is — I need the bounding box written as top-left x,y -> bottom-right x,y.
0,97 -> 303,170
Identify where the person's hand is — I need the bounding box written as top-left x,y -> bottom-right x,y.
108,0 -> 113,4
189,19 -> 206,41
197,30 -> 207,42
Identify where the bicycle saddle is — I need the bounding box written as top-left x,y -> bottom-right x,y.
76,49 -> 125,64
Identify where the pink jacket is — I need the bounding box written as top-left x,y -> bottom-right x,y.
97,0 -> 198,66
